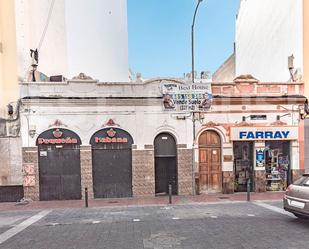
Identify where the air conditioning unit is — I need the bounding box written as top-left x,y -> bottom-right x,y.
50,75 -> 65,82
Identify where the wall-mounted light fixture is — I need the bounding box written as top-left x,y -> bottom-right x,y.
276,113 -> 291,121
242,115 -> 251,122
7,104 -> 13,116
28,125 -> 36,138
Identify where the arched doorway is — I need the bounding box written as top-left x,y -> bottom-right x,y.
37,128 -> 82,201
198,130 -> 222,193
154,133 -> 178,195
90,127 -> 134,198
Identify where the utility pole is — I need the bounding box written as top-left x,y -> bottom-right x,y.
191,0 -> 203,83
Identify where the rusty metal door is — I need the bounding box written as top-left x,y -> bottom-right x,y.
90,128 -> 134,198
154,133 -> 178,195
198,130 -> 222,193
38,145 -> 82,201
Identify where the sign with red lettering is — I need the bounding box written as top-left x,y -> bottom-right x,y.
37,137 -> 78,145
94,128 -> 128,143
90,128 -> 134,149
36,128 -> 81,146
95,137 -> 128,143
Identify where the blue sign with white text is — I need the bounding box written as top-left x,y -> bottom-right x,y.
239,131 -> 290,140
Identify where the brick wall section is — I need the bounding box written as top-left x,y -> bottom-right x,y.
132,149 -> 155,196
254,170 -> 266,192
235,84 -> 254,93
22,147 -> 39,201
177,149 -> 193,195
222,171 -> 234,194
80,146 -> 93,199
288,85 -> 295,94
212,82 -> 304,95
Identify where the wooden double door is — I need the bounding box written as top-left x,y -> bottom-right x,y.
198,130 -> 222,193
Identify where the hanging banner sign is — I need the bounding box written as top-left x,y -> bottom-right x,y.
230,127 -> 298,141
161,82 -> 212,112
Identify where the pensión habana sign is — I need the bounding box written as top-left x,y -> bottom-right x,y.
161,82 -> 212,112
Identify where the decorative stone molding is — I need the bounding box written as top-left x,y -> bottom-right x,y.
234,121 -> 254,127
202,121 -> 219,127
233,74 -> 259,83
102,119 -> 120,127
72,73 -> 93,80
48,119 -> 68,128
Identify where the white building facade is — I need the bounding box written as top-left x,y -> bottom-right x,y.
14,0 -> 129,81
19,77 -> 305,201
235,0 -> 303,82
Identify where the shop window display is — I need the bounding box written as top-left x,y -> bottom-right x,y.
233,142 -> 254,192
265,141 -> 290,191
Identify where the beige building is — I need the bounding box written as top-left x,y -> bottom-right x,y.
0,1 -> 22,199
0,0 -> 19,115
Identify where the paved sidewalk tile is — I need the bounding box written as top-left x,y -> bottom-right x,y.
0,191 -> 285,212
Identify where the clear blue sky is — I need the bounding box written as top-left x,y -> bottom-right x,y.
128,0 -> 240,78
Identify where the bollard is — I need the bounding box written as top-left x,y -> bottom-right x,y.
85,187 -> 89,208
168,184 -> 172,204
247,178 -> 251,202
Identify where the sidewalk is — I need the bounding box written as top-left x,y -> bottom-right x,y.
0,191 -> 285,212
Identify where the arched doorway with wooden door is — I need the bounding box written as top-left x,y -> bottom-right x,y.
154,133 -> 178,195
198,130 -> 222,193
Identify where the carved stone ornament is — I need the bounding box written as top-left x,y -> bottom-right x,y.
48,119 -> 68,128
72,72 -> 93,80
233,74 -> 259,83
235,121 -> 254,127
53,128 -> 63,138
103,119 -> 120,127
202,121 -> 218,127
107,128 -> 116,138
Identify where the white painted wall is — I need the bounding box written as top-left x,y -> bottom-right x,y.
15,0 -> 129,82
15,0 -> 68,79
65,0 -> 129,81
236,0 -> 303,81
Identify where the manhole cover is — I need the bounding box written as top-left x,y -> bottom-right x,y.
143,232 -> 186,248
218,196 -> 230,199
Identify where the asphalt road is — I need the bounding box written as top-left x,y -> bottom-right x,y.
0,201 -> 308,249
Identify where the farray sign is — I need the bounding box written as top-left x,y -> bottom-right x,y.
161,82 -> 212,112
230,127 -> 298,141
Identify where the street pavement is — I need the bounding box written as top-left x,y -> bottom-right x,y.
0,201 -> 308,249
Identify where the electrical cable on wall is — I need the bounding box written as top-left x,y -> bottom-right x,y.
29,0 -> 55,81
38,0 -> 56,51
